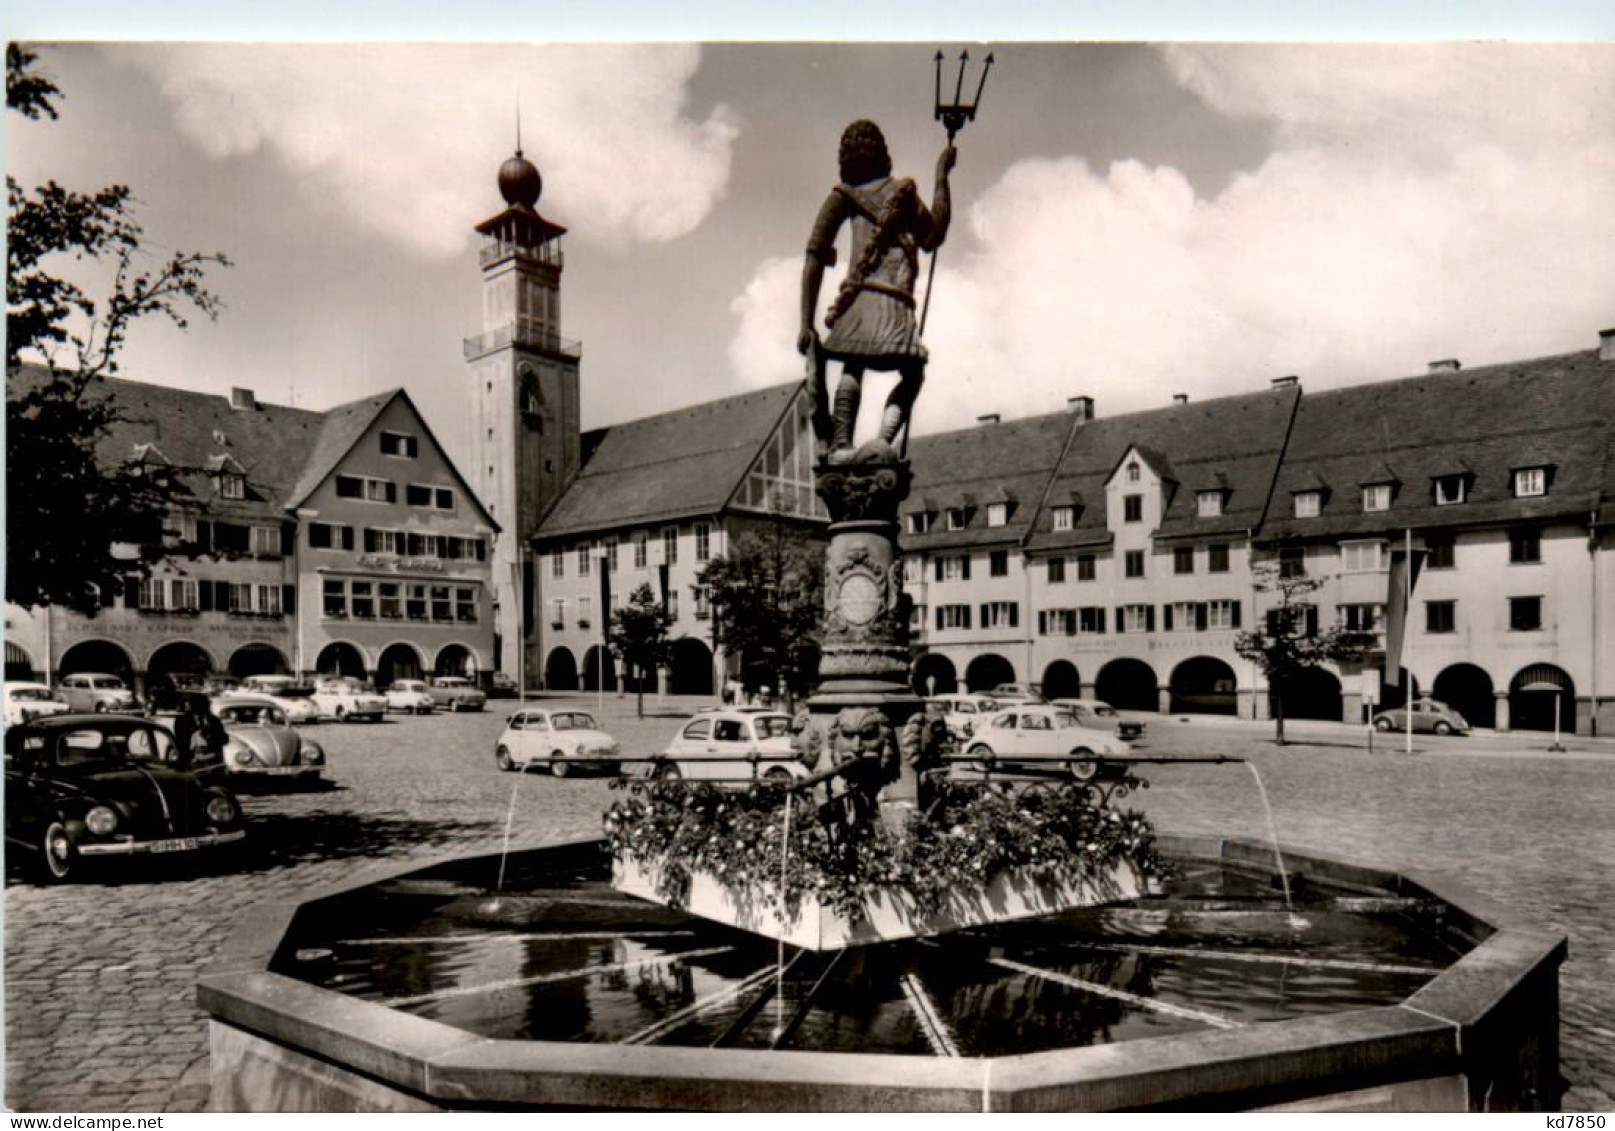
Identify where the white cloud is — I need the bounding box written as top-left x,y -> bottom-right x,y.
729,44 -> 1615,433
133,44 -> 737,259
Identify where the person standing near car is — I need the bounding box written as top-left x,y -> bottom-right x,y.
173,694 -> 227,768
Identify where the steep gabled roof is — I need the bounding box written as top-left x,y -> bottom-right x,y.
902,412 -> 1078,552
536,381 -> 803,541
1026,384 -> 1300,551
1263,349 -> 1614,542
9,365 -> 325,521
283,391 -> 396,509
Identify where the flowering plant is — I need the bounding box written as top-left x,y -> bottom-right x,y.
603,774 -> 1168,923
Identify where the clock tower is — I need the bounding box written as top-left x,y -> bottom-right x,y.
464,145 -> 581,685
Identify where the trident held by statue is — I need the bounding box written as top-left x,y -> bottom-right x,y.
919,49 -> 992,338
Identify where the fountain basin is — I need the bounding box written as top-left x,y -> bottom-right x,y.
198,835 -> 1565,1112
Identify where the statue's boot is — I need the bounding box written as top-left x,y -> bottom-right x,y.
830,384 -> 859,461
877,403 -> 904,445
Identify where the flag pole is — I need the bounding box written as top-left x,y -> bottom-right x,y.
1404,528 -> 1414,757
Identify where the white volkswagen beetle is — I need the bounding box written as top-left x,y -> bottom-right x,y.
495,708 -> 619,776
962,704 -> 1131,781
216,697 -> 325,787
229,675 -> 322,725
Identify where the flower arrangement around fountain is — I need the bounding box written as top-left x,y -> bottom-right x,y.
605,773 -> 1170,947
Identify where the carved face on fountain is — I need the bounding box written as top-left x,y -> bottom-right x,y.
830,706 -> 899,781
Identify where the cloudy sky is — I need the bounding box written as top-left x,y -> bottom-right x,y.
9,37 -> 1614,467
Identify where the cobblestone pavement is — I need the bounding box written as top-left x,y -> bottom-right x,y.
4,698 -> 1612,1112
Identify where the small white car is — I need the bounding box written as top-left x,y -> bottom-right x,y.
386,679 -> 436,715
962,704 -> 1131,781
312,678 -> 388,723
1049,698 -> 1148,743
229,675 -> 322,725
925,693 -> 999,740
427,676 -> 487,712
495,708 -> 619,776
55,673 -> 141,714
4,682 -> 72,726
656,710 -> 805,784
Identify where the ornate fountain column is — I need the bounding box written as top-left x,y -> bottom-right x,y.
810,457 -> 922,803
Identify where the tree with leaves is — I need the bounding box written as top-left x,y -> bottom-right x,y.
609,583 -> 675,718
1235,551 -> 1374,745
697,521 -> 824,709
6,44 -> 231,615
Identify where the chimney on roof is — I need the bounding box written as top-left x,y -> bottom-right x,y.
1172,393 -> 1189,405
977,413 -> 1001,426
1600,327 -> 1615,362
1428,358 -> 1461,373
1271,375 -> 1298,388
230,387 -> 257,411
1067,395 -> 1094,422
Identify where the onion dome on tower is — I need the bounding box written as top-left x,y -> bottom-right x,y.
476,145 -> 567,258
498,148 -> 543,210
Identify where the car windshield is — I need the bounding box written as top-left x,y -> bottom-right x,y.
55,727 -> 176,768
10,688 -> 55,702
394,682 -> 424,692
550,712 -> 596,731
956,702 -> 976,714
755,715 -> 793,739
436,678 -> 468,687
91,678 -> 126,690
223,705 -> 285,727
1090,705 -> 1119,718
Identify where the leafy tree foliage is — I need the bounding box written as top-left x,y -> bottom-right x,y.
6,45 -> 231,615
696,522 -> 824,707
1234,553 -> 1374,745
609,582 -> 675,718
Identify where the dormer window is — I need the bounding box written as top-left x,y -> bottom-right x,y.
1051,505 -> 1074,531
1434,475 -> 1467,506
1197,491 -> 1223,518
946,507 -> 968,531
1294,490 -> 1321,518
218,473 -> 245,500
1362,484 -> 1391,513
986,502 -> 1008,528
1513,467 -> 1547,498
1126,461 -> 1141,484
907,512 -> 933,535
1123,495 -> 1143,523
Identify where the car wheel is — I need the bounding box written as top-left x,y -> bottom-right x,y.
1069,749 -> 1099,782
1433,721 -> 1453,736
94,702 -> 108,714
496,745 -> 513,772
656,763 -> 682,782
1374,717 -> 1393,732
764,766 -> 792,785
550,755 -> 572,778
334,706 -> 347,722
40,820 -> 76,883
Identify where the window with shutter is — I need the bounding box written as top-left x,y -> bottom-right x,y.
342,526 -> 356,551
199,581 -> 214,612
1115,606 -> 1126,632
1196,603 -> 1209,631
1163,605 -> 1173,631
282,584 -> 296,614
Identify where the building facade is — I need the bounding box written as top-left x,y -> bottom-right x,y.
5,374 -> 497,694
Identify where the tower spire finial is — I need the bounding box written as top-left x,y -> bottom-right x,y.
515,98 -> 523,158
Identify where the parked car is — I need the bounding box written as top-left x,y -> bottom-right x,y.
427,676 -> 487,713
145,673 -> 211,715
4,682 -> 72,726
4,714 -> 246,882
495,708 -> 619,776
1050,698 -> 1148,743
311,678 -> 387,723
925,693 -> 999,740
386,679 -> 436,715
215,698 -> 325,786
961,704 -> 1131,782
656,710 -> 805,783
486,672 -> 519,699
232,675 -> 322,724
989,683 -> 1047,706
55,672 -> 142,715
1372,698 -> 1471,736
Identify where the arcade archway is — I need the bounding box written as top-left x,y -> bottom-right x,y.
316,642 -> 367,680
1039,659 -> 1081,701
544,647 -> 579,692
912,653 -> 958,697
582,646 -> 617,692
1280,666 -> 1343,722
1432,663 -> 1495,729
964,653 -> 1015,693
228,643 -> 290,679
1509,664 -> 1575,734
1096,658 -> 1157,712
1170,656 -> 1238,716
434,643 -> 478,678
376,643 -> 424,687
58,640 -> 136,683
669,638 -> 714,696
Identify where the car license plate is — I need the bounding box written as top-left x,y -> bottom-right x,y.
263,766 -> 308,775
147,837 -> 200,853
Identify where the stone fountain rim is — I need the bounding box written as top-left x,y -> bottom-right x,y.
197,833 -> 1566,1112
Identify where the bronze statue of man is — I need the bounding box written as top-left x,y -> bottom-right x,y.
798,120 -> 955,463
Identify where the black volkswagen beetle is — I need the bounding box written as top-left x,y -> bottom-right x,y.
4,714 -> 247,882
